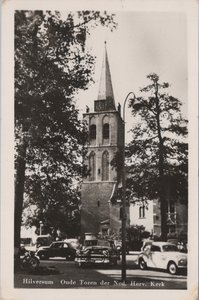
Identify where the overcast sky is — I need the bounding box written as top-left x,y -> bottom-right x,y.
74,11 -> 187,137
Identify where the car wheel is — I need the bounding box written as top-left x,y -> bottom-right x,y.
39,253 -> 48,260
168,262 -> 178,275
112,259 -> 117,266
139,258 -> 147,270
66,254 -> 75,261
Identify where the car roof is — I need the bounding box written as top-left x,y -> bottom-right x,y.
151,242 -> 177,246
84,246 -> 111,250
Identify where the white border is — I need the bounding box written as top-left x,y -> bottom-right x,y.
1,1 -> 198,300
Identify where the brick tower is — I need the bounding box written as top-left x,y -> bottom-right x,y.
81,43 -> 129,236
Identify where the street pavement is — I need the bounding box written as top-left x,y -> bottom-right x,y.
15,254 -> 187,289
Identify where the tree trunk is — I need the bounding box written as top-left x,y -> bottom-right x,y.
154,82 -> 168,241
14,138 -> 27,271
159,147 -> 168,241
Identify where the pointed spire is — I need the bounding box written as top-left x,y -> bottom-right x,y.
97,42 -> 115,109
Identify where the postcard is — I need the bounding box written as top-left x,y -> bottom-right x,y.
1,0 -> 198,300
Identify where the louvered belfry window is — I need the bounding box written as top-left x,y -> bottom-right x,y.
90,124 -> 96,140
102,151 -> 109,181
103,123 -> 109,140
89,151 -> 96,181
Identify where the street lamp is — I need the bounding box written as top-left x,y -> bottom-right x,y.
121,92 -> 140,283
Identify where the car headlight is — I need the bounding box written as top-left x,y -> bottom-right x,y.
102,250 -> 109,257
178,258 -> 187,266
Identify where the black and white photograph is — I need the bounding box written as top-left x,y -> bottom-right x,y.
1,1 -> 198,300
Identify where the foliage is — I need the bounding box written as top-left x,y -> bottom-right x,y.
127,73 -> 188,204
126,225 -> 150,241
15,10 -> 116,238
127,73 -> 188,240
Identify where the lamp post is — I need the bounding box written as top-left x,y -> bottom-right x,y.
121,92 -> 137,283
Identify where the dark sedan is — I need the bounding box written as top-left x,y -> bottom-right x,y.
36,241 -> 76,260
75,246 -> 120,267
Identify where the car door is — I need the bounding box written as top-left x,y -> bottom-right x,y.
62,243 -> 70,257
142,245 -> 153,268
49,242 -> 62,257
150,245 -> 163,268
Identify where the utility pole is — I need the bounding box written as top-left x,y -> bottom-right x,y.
121,92 -> 138,283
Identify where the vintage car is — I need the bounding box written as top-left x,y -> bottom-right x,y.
75,246 -> 120,267
36,241 -> 76,260
138,241 -> 187,275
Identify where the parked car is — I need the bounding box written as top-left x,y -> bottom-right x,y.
138,241 -> 187,275
75,246 -> 120,267
82,233 -> 98,249
36,241 -> 76,260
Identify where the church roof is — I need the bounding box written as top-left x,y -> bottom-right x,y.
97,42 -> 115,109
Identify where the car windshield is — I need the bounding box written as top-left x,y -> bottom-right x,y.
50,243 -> 62,248
162,245 -> 178,252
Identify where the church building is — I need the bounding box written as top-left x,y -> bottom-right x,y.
80,44 -> 129,236
80,44 -> 188,242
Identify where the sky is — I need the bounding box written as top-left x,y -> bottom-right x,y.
74,11 -> 187,139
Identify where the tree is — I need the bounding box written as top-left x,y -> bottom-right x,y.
126,225 -> 150,250
14,10 -> 116,263
127,73 -> 188,241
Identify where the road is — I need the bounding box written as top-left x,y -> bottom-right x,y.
15,255 -> 187,289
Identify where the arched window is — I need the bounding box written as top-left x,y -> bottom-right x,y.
102,151 -> 109,181
103,123 -> 109,139
90,124 -> 96,140
89,152 -> 96,181
89,117 -> 96,145
139,206 -> 145,219
102,116 -> 110,145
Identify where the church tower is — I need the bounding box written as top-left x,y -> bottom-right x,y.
81,43 -> 129,236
